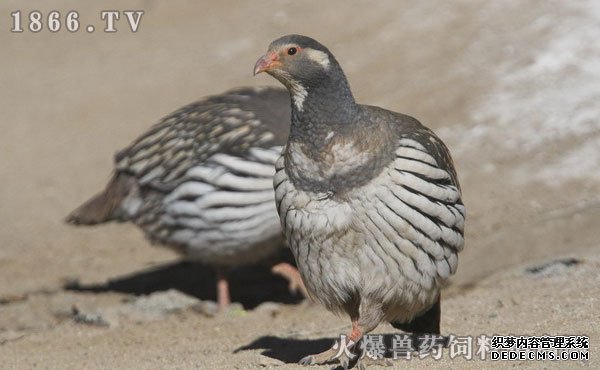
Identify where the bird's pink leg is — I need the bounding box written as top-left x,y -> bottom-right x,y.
348,318 -> 363,342
271,262 -> 308,297
216,268 -> 230,311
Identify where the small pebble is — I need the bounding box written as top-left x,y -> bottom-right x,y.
254,302 -> 281,317
132,289 -> 199,315
258,355 -> 282,367
226,302 -> 246,317
193,301 -> 219,317
71,306 -> 109,327
525,258 -> 581,277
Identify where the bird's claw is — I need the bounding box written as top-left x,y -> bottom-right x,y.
298,339 -> 361,369
298,355 -> 315,365
298,346 -> 339,366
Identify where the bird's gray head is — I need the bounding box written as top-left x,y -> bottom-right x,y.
254,35 -> 355,114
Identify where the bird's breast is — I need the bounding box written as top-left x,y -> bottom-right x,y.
284,138 -> 381,194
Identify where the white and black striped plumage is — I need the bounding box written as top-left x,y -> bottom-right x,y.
256,35 -> 465,366
67,87 -> 293,303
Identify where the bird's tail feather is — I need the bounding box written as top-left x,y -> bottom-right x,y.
66,173 -> 134,225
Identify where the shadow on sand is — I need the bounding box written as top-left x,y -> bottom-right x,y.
235,333 -> 450,364
64,257 -> 303,310
235,335 -> 334,363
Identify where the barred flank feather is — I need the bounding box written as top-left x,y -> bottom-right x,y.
150,147 -> 284,265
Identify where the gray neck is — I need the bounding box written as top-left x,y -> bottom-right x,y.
288,69 -> 359,144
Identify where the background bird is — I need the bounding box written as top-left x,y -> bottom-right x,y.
255,35 -> 466,367
67,86 -> 305,309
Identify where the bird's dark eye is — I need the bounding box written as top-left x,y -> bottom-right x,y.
287,47 -> 297,56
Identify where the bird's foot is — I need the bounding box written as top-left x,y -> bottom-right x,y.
298,347 -> 338,366
271,262 -> 308,297
299,338 -> 360,369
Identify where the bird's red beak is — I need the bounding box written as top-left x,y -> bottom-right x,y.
254,52 -> 281,75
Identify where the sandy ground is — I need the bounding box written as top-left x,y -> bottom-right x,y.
1,0 -> 599,369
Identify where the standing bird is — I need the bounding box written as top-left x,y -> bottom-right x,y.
67,86 -> 305,309
255,35 -> 466,367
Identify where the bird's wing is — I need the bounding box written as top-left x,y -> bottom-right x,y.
114,87 -> 290,191
363,116 -> 465,281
